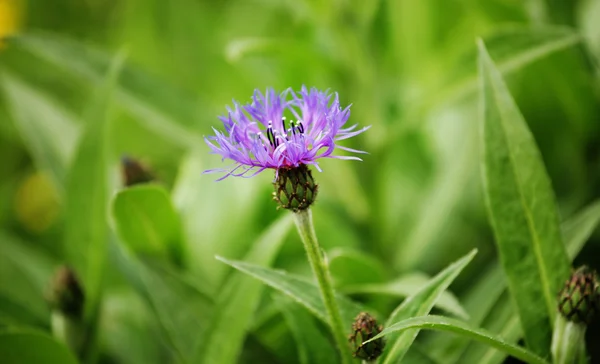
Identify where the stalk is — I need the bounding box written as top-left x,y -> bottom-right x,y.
294,209 -> 353,364
551,314 -> 586,364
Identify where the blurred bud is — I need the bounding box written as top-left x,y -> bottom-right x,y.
121,156 -> 155,187
558,266 -> 600,325
273,164 -> 318,212
348,312 -> 385,361
47,266 -> 85,318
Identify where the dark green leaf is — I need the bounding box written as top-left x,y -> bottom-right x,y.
479,39 -> 572,356
459,199 -> 600,364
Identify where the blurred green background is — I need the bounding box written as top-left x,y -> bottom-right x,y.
1,0 -> 600,363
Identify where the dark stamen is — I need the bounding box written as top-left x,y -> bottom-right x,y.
290,120 -> 296,136
266,123 -> 275,147
281,117 -> 287,133
297,122 -> 305,134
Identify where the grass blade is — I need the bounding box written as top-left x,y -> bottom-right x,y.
112,244 -> 211,362
64,54 -> 123,328
9,32 -> 205,147
275,295 -> 338,364
0,231 -> 55,326
460,199 -> 600,364
1,71 -> 80,191
196,215 -> 293,364
216,256 -> 372,327
341,273 -> 468,320
364,315 -> 549,364
381,249 -> 477,364
479,39 -> 572,355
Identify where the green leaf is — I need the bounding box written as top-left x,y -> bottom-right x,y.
459,199 -> 600,364
0,231 -> 55,326
64,54 -> 123,322
1,71 -> 80,191
101,291 -> 166,364
342,273 -> 468,320
364,316 -> 549,364
479,39 -> 571,356
172,152 -> 263,289
563,200 -> 600,259
216,256 -> 371,327
328,247 -> 387,287
434,26 -> 580,108
381,249 -> 477,364
112,242 -> 211,362
196,214 -> 293,364
112,184 -> 185,267
0,331 -> 78,364
429,199 -> 600,363
275,295 -> 338,364
9,32 -> 204,147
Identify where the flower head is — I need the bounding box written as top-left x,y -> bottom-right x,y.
205,86 -> 369,180
558,266 -> 600,324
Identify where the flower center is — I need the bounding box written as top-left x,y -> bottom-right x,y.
265,117 -> 305,148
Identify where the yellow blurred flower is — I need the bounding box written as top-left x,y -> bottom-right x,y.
14,171 -> 61,233
0,0 -> 21,49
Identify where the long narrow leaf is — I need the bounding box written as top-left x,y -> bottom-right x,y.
196,215 -> 293,364
342,273 -> 468,319
275,295 -> 338,364
479,39 -> 571,356
216,256 -> 371,327
9,33 -> 205,147
1,72 -> 80,191
429,198 -> 600,363
381,249 -> 477,364
460,199 -> 600,364
64,54 -> 123,323
364,315 -> 549,364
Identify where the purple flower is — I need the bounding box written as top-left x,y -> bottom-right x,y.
205,86 -> 370,180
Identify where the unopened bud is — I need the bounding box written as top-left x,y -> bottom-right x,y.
273,164 -> 318,212
46,266 -> 85,318
121,156 -> 155,187
348,312 -> 385,361
558,266 -> 600,324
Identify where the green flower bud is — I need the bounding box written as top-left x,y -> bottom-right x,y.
557,266 -> 600,324
46,266 -> 85,318
348,312 -> 385,361
273,164 -> 318,212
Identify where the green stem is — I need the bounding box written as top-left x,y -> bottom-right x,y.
293,209 -> 353,364
51,311 -> 86,357
551,314 -> 586,364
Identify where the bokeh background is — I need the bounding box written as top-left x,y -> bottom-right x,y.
1,0 -> 600,363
